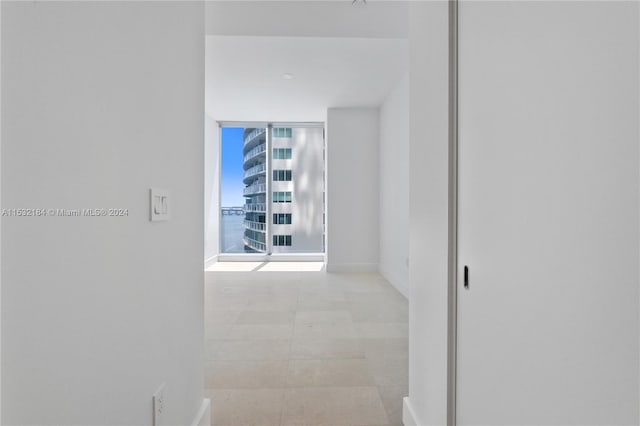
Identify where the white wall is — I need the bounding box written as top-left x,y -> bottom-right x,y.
404,2 -> 449,425
379,74 -> 409,298
326,108 -> 379,272
2,2 -> 205,424
204,115 -> 220,264
205,1 -> 409,39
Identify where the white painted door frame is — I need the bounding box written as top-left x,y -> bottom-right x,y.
446,1 -> 458,425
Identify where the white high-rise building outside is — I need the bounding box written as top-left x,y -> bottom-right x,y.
243,126 -> 324,253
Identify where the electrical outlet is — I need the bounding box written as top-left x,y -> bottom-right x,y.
153,383 -> 166,426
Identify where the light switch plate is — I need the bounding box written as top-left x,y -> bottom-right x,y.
150,188 -> 170,222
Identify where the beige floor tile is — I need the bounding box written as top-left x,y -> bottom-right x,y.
298,286 -> 346,298
206,324 -> 232,340
365,356 -> 408,388
206,360 -> 288,388
294,310 -> 357,339
346,287 -> 407,303
354,323 -> 408,339
281,387 -> 389,426
297,287 -> 347,310
356,424 -> 398,426
205,309 -> 241,325
377,386 -> 406,426
205,339 -> 225,361
206,282 -> 250,294
206,292 -> 250,310
205,310 -> 241,339
215,339 -> 291,361
286,359 -> 375,387
295,310 -> 352,324
349,290 -> 409,322
216,283 -> 289,295
293,322 -> 357,339
360,339 -> 408,360
297,299 -> 351,311
349,303 -> 408,323
204,269 -> 409,426
246,294 -> 299,311
235,310 -> 296,325
227,324 -> 294,340
338,278 -> 389,294
207,388 -> 284,426
290,338 -> 365,359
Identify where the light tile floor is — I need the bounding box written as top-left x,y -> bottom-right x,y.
205,268 -> 408,426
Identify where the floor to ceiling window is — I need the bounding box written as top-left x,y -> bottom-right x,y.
220,123 -> 325,256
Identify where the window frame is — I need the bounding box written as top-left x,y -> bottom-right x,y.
217,121 -> 324,257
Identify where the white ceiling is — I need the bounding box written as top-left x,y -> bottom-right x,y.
205,35 -> 408,122
205,1 -> 408,122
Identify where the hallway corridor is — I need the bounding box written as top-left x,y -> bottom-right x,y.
204,267 -> 408,426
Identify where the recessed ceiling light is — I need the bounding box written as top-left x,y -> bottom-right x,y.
282,73 -> 294,80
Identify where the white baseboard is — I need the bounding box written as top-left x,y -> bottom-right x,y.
325,262 -> 378,273
191,398 -> 211,426
379,266 -> 409,299
402,397 -> 421,426
204,255 -> 218,269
